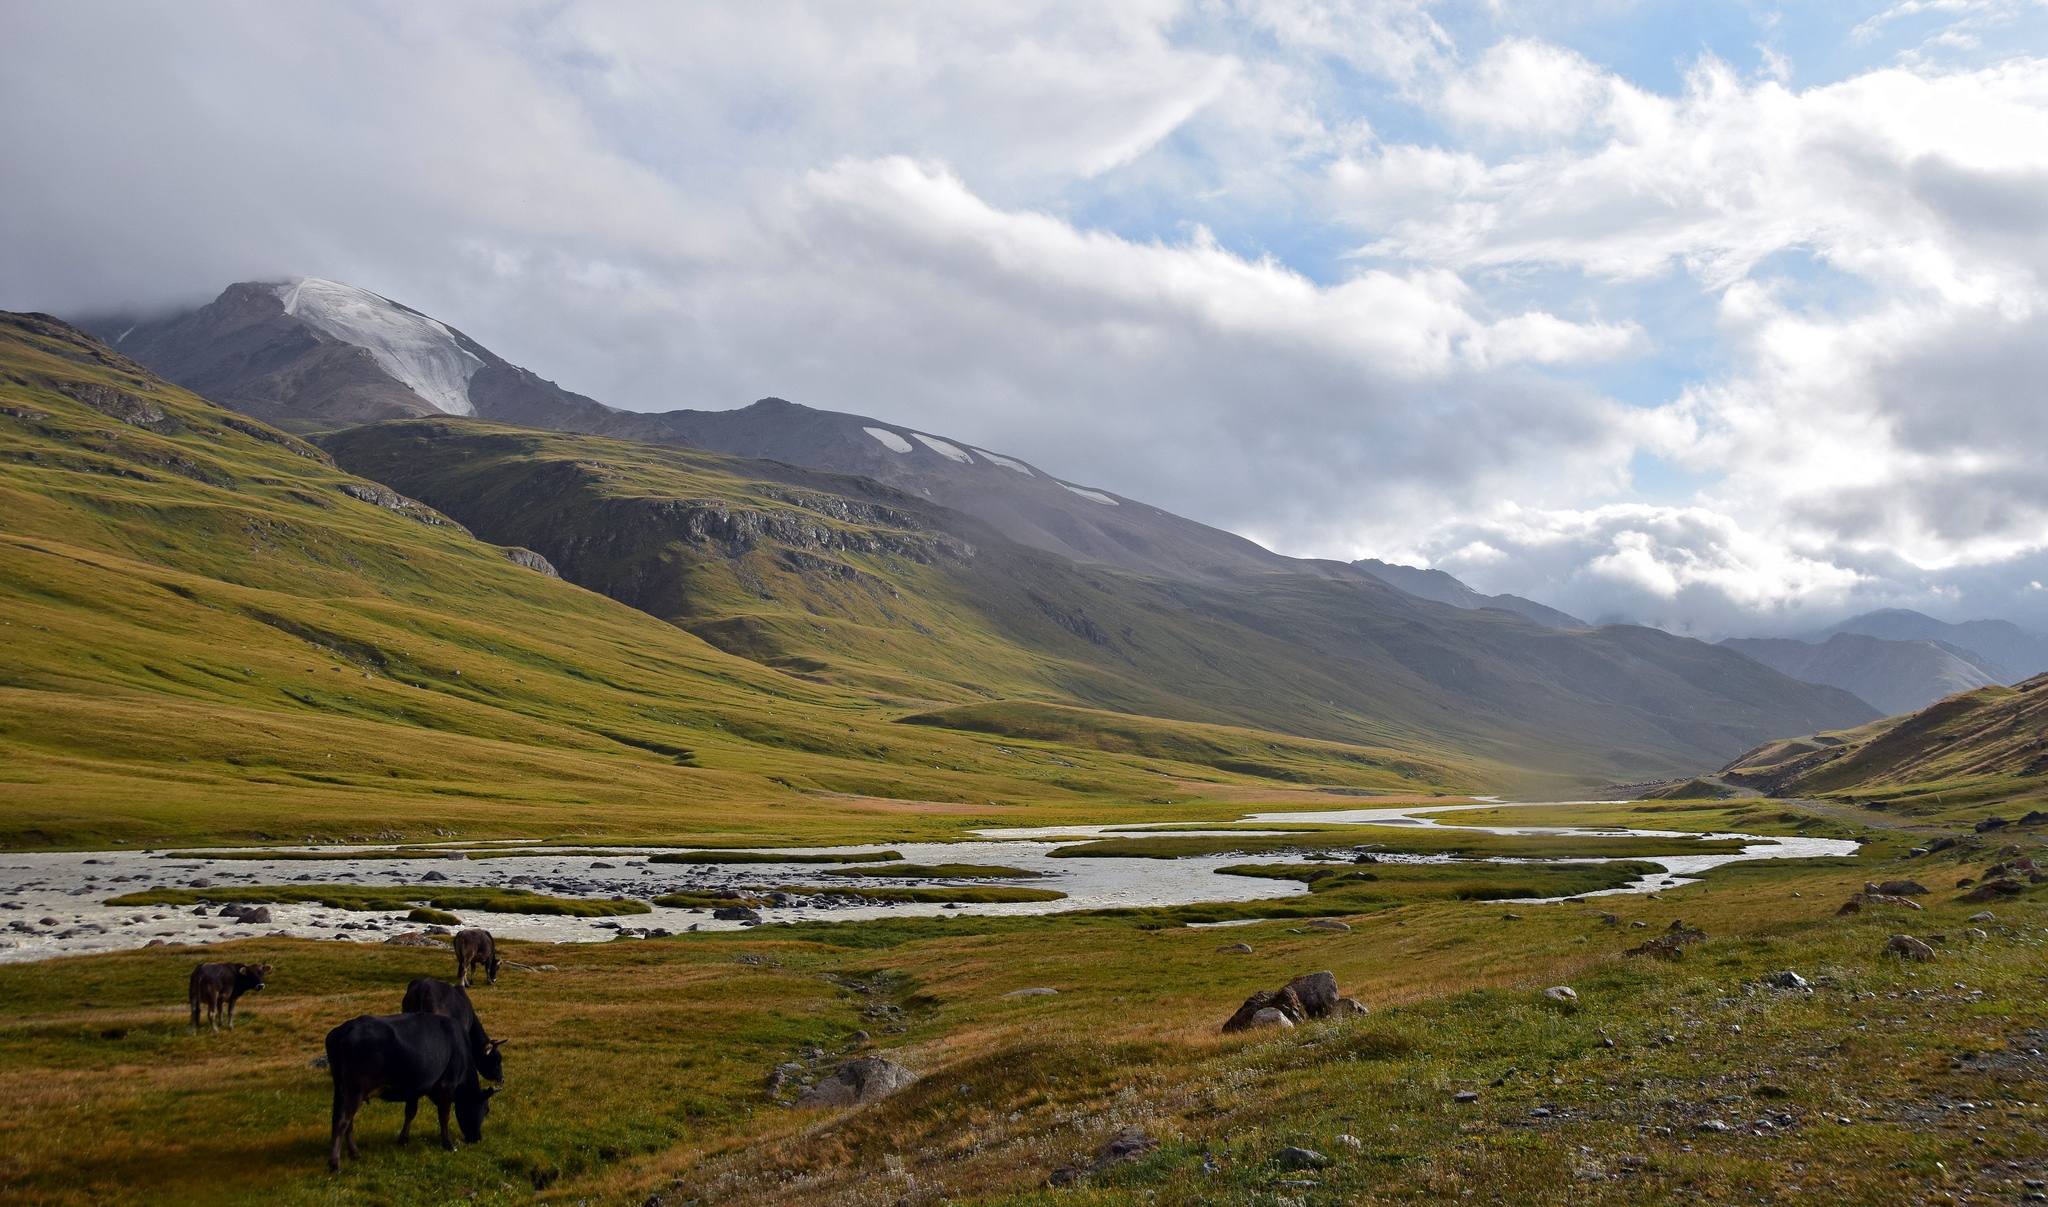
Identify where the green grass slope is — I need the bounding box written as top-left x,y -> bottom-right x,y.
0,313 -> 1462,848
1722,673 -> 2048,826
319,421 -> 1875,784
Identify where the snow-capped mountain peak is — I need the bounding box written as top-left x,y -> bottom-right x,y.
274,278 -> 481,416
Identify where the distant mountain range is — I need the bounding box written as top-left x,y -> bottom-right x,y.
61,280 -> 1887,783
1717,608 -> 2048,718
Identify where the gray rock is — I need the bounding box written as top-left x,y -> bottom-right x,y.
1764,970 -> 1808,990
1276,1146 -> 1330,1170
1246,1007 -> 1293,1030
1303,918 -> 1351,932
1002,987 -> 1058,999
1543,986 -> 1579,1003
1215,942 -> 1253,954
712,906 -> 762,922
1455,1090 -> 1480,1103
1698,1119 -> 1729,1133
1887,933 -> 1936,962
1331,997 -> 1369,1018
1089,1126 -> 1158,1172
794,1056 -> 916,1108
1969,910 -> 1996,922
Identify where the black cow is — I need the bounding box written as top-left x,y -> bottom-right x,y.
453,928 -> 499,987
325,1012 -> 496,1171
401,977 -> 505,1082
188,961 -> 269,1033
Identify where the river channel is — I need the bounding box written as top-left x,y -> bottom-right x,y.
0,801 -> 1857,962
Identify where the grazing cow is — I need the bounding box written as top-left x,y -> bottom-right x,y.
325,1012 -> 496,1171
187,961 -> 270,1033
453,928 -> 499,987
401,977 -> 505,1082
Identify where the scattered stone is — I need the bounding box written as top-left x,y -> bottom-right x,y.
1697,1119 -> 1730,1133
1336,1134 -> 1363,1150
1969,910 -> 1995,922
794,1057 -> 917,1109
1245,1007 -> 1293,1030
764,1069 -> 788,1096
145,938 -> 166,948
1543,986 -> 1579,1004
1630,920 -> 1647,928
1330,997 -> 1369,1018
1839,892 -> 1921,914
1500,912 -> 1522,921
712,906 -> 763,923
1764,970 -> 1809,990
382,933 -> 449,948
1276,1146 -> 1330,1170
1869,879 -> 1929,896
1975,816 -> 2011,833
230,906 -> 271,925
1002,987 -> 1058,999
1959,879 -> 2023,903
1626,927 -> 1706,960
309,1054 -> 329,1069
1963,927 -> 1988,940
1215,942 -> 1253,954
1303,919 -> 1351,933
1090,1126 -> 1159,1171
1887,934 -> 1936,962
1455,1090 -> 1480,1103
420,870 -> 448,882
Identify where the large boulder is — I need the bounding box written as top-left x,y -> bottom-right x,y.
1869,880 -> 1928,896
795,1056 -> 916,1108
1222,971 -> 1348,1032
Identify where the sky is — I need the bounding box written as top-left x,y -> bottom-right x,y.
5,1 -> 2048,636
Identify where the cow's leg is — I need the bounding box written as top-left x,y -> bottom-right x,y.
435,1093 -> 457,1151
329,1087 -> 356,1171
456,957 -> 468,989
208,997 -> 221,1034
225,997 -> 236,1030
398,1096 -> 418,1144
189,997 -> 200,1033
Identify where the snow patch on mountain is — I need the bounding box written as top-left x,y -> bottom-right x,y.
913,433 -> 973,463
1060,482 -> 1118,505
864,426 -> 913,453
972,447 -> 1034,475
275,278 -> 482,416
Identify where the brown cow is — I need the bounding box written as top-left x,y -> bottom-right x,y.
188,961 -> 270,1032
454,929 -> 499,988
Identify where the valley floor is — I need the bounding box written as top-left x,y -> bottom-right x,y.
0,803 -> 2044,1205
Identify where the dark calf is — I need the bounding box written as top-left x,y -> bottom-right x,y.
188,961 -> 269,1033
401,977 -> 505,1082
453,928 -> 499,987
325,1012 -> 495,1171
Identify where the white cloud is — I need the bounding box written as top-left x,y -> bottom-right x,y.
5,3 -> 2048,635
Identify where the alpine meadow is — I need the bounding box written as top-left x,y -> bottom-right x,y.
6,5 -> 2048,1206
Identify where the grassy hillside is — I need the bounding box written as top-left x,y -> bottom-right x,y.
0,313 -> 1459,848
1716,674 -> 2048,827
319,421 -> 1874,783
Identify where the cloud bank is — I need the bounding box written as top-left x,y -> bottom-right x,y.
5,1 -> 2048,635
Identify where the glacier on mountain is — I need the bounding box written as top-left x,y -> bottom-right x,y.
275,278 -> 482,416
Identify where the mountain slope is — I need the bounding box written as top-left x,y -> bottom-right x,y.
1719,632 -> 2009,716
320,418 -> 1878,783
1351,558 -> 1584,628
1716,674 -> 2048,823
1818,608 -> 2048,679
1,311 -> 1473,848
83,281 -> 1591,627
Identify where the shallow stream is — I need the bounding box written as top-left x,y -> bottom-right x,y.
0,801 -> 1856,962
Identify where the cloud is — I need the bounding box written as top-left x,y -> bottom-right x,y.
5,2 -> 2048,635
